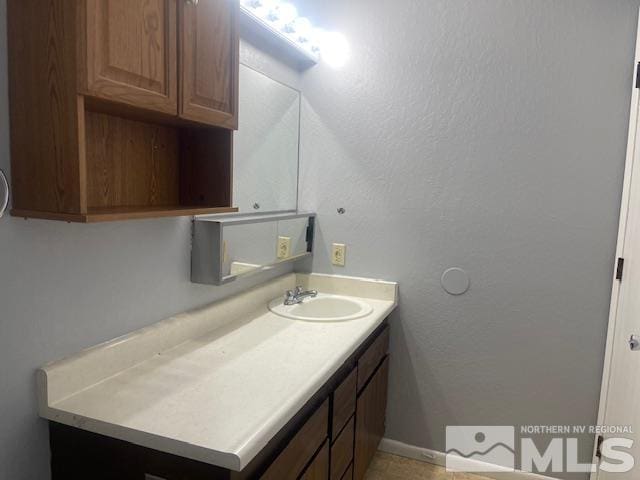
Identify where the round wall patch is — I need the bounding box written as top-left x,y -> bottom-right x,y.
441,267 -> 470,295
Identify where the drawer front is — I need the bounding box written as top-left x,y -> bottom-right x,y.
332,369 -> 357,439
261,400 -> 329,480
300,441 -> 329,480
341,464 -> 353,480
330,417 -> 355,480
357,325 -> 390,391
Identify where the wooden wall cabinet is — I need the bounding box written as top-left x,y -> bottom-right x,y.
7,0 -> 239,223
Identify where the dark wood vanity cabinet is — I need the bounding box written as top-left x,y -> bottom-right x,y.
48,323 -> 390,480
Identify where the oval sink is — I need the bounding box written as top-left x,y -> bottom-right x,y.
268,294 -> 373,322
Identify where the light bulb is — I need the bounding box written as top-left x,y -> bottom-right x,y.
303,27 -> 324,56
254,0 -> 280,21
291,17 -> 313,42
319,31 -> 350,68
272,2 -> 298,29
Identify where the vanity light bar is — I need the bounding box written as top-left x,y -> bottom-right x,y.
239,0 -> 322,61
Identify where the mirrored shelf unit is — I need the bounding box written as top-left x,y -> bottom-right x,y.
191,211 -> 316,285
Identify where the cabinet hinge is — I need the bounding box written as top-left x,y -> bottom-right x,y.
595,435 -> 604,459
636,63 -> 640,88
616,258 -> 625,281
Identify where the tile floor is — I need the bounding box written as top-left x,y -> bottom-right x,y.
364,452 -> 493,480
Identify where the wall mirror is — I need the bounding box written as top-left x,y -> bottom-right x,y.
191,212 -> 315,285
233,64 -> 300,213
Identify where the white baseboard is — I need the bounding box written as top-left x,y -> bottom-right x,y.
378,438 -> 559,480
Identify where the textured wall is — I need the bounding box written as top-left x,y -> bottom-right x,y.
0,10 -> 298,479
296,0 -> 639,477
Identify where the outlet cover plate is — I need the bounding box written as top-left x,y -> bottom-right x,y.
332,243 -> 346,266
277,236 -> 291,259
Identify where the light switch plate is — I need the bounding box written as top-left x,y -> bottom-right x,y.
332,243 -> 346,266
277,236 -> 291,259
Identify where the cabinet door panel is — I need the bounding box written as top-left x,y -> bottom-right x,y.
179,0 -> 239,128
84,0 -> 178,114
354,357 -> 389,480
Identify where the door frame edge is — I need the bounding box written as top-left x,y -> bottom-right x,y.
591,7 -> 640,480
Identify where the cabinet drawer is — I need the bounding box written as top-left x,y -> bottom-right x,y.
341,464 -> 353,480
332,369 -> 356,440
300,441 -> 329,480
331,416 -> 355,480
261,400 -> 329,480
357,325 -> 389,392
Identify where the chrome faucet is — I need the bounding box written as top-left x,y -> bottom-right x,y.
284,286 -> 318,305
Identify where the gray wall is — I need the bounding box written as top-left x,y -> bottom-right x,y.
0,7 -> 299,479
296,0 -> 639,477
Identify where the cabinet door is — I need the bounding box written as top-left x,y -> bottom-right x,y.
83,0 -> 178,114
353,357 -> 389,480
179,0 -> 239,128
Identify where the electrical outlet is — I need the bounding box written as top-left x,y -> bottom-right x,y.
332,243 -> 346,266
277,236 -> 291,259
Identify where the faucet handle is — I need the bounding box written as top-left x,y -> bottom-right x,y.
284,289 -> 299,306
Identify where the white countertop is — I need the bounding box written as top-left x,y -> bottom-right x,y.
38,273 -> 398,471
